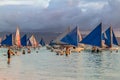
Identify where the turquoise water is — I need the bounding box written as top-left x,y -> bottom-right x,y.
0,47 -> 120,80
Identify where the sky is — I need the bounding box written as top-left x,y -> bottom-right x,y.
0,0 -> 120,34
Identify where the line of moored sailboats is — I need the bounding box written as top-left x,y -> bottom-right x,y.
47,22 -> 119,55
0,26 -> 45,48
0,22 -> 119,56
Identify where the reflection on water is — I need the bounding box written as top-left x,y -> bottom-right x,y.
0,48 -> 120,80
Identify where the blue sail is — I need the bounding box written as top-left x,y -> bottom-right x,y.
49,40 -> 56,46
104,27 -> 111,47
112,30 -> 119,45
102,33 -> 106,40
80,23 -> 102,47
60,26 -> 79,46
21,34 -> 27,46
39,38 -> 45,46
103,27 -> 118,47
1,34 -> 13,46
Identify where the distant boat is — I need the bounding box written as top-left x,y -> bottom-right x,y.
80,23 -> 102,47
15,27 -> 21,47
61,26 -> 82,46
39,38 -> 45,46
103,26 -> 119,48
21,34 -> 27,46
1,34 -> 13,46
49,40 -> 56,46
29,35 -> 38,47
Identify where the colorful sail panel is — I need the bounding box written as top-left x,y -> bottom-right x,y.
15,27 -> 21,47
39,38 -> 45,46
1,34 -> 13,46
29,35 -> 38,47
61,26 -> 79,46
21,34 -> 27,46
80,23 -> 102,47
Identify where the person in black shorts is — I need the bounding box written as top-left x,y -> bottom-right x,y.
7,48 -> 11,64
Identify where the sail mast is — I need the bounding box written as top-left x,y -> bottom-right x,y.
101,22 -> 103,48
110,26 -> 112,48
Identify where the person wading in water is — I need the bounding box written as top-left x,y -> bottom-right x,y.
65,46 -> 71,56
7,48 -> 11,64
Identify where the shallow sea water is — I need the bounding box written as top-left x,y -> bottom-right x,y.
0,47 -> 120,80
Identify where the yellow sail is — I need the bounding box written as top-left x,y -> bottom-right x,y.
15,27 -> 21,47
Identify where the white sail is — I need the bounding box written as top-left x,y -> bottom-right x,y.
29,35 -> 38,47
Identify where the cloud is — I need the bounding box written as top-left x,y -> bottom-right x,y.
0,0 -> 51,8
0,1 -> 32,6
0,0 -> 120,34
78,1 -> 108,10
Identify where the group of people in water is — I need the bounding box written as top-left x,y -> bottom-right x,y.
55,46 -> 71,56
7,47 -> 32,64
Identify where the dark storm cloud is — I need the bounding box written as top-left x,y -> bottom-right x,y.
0,0 -> 120,32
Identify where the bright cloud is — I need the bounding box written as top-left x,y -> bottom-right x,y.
0,1 -> 32,6
0,0 -> 51,8
78,1 -> 108,10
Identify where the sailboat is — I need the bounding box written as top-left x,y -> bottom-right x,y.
15,27 -> 21,47
103,26 -> 119,51
60,26 -> 84,53
48,27 -> 71,52
21,34 -> 27,46
80,23 -> 102,52
39,38 -> 45,47
61,26 -> 82,46
49,40 -> 55,46
1,34 -> 13,46
29,35 -> 38,47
